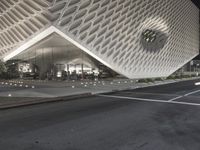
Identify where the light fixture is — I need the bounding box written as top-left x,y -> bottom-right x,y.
142,29 -> 157,43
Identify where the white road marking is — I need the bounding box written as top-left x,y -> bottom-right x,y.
168,89 -> 200,101
121,91 -> 179,97
184,89 -> 200,96
123,89 -> 200,102
98,94 -> 200,107
168,96 -> 183,102
98,94 -> 168,102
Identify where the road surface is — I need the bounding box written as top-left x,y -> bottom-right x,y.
1,79 -> 200,150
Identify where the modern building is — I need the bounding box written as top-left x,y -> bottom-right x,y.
0,0 -> 199,79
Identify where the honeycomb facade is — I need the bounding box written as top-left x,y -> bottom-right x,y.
0,0 -> 199,78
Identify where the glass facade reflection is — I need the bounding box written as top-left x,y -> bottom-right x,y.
10,33 -> 117,80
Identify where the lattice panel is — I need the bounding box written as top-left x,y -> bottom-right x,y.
0,0 -> 52,56
0,0 -> 199,78
50,0 -> 199,78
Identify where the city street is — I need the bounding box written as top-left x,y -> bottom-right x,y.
0,0 -> 199,150
0,79 -> 200,149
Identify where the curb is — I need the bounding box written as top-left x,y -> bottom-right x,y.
0,93 -> 92,110
93,77 -> 200,95
0,77 -> 199,110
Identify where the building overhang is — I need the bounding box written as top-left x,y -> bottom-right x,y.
3,26 -> 124,77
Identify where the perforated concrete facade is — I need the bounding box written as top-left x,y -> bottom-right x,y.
0,0 -> 199,78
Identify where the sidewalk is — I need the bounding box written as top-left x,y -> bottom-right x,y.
0,77 -> 199,109
0,93 -> 91,109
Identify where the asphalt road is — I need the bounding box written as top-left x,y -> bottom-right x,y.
1,79 -> 200,150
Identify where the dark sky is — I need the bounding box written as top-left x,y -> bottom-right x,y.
192,0 -> 200,8
191,0 -> 200,60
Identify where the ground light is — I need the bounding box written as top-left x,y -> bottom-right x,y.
195,82 -> 200,85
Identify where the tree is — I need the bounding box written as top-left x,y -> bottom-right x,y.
0,60 -> 7,78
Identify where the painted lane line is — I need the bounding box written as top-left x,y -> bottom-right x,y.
121,91 -> 180,97
98,94 -> 200,107
98,94 -> 167,102
184,89 -> 200,96
169,89 -> 200,101
168,96 -> 183,102
107,91 -> 183,102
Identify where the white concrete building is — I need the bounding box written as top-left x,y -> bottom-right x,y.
0,0 -> 199,79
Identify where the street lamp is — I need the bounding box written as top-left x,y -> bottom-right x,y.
190,61 -> 193,77
196,63 -> 199,76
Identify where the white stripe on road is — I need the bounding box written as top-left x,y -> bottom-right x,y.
122,89 -> 200,102
121,91 -> 179,97
184,89 -> 200,96
98,94 -> 169,103
98,94 -> 200,107
168,96 -> 183,102
168,89 -> 200,101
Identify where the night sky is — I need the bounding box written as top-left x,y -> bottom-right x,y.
191,0 -> 200,59
192,0 -> 200,8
